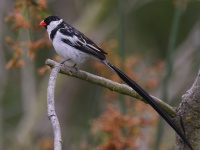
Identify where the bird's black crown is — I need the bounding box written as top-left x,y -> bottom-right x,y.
44,15 -> 61,26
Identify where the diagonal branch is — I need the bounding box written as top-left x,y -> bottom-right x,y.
45,59 -> 176,117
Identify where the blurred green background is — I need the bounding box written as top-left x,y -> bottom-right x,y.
1,0 -> 200,150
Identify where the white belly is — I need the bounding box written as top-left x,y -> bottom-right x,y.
52,35 -> 88,65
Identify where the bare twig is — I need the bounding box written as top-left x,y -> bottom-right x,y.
47,64 -> 62,150
45,59 -> 176,117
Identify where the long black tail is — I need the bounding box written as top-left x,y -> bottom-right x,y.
102,60 -> 193,150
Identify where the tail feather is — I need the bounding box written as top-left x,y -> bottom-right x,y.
102,60 -> 193,150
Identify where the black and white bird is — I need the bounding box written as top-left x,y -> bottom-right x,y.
40,15 -> 193,150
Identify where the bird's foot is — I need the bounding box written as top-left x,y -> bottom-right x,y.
60,58 -> 71,68
59,59 -> 78,72
69,63 -> 78,72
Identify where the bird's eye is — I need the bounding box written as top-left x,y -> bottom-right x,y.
54,17 -> 58,21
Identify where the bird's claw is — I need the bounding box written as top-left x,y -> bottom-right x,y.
70,63 -> 78,72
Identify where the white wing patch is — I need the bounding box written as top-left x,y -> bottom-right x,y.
87,43 -> 101,52
76,36 -> 102,52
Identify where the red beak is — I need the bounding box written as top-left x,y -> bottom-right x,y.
40,20 -> 46,26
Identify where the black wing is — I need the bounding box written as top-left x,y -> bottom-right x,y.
59,22 -> 107,60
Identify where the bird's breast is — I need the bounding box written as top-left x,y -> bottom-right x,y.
52,37 -> 87,64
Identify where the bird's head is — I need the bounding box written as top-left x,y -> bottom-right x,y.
40,15 -> 63,33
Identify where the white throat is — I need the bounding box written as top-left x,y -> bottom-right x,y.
47,19 -> 63,35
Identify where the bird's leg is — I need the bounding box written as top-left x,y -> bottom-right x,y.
60,58 -> 71,69
73,63 -> 77,68
70,63 -> 78,72
60,58 -> 78,72
60,58 -> 71,64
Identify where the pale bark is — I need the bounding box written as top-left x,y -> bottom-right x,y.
46,59 -> 200,150
46,59 -> 176,117
47,64 -> 62,150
